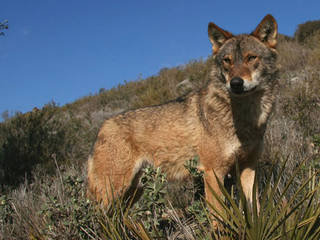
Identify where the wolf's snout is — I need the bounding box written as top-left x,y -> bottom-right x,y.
230,77 -> 244,94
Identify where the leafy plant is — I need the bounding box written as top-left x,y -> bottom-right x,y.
0,195 -> 14,227
207,158 -> 320,240
132,166 -> 170,238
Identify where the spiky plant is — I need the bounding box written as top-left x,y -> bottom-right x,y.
207,158 -> 320,240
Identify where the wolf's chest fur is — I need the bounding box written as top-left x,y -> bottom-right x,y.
142,82 -> 273,180
184,84 -> 271,174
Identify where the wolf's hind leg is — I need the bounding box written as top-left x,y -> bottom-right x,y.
88,158 -> 148,208
87,130 -> 148,208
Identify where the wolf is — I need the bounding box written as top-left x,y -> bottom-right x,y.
87,14 -> 279,217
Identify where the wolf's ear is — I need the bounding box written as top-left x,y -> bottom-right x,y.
252,14 -> 278,48
208,22 -> 233,54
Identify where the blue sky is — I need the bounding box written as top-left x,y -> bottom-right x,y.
1,0 -> 319,118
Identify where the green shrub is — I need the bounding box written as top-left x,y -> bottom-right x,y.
131,166 -> 170,238
0,103 -> 65,187
0,102 -> 96,189
38,174 -> 97,239
0,195 -> 14,227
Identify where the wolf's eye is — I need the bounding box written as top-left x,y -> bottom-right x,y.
223,57 -> 232,65
247,55 -> 257,63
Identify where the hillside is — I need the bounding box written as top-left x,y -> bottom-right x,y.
1,20 -> 320,239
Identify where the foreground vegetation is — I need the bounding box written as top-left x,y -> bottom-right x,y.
1,20 -> 320,239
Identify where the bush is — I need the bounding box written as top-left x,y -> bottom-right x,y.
0,102 -> 97,189
0,103 -> 65,187
294,20 -> 320,44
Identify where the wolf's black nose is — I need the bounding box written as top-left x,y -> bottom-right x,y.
230,77 -> 244,93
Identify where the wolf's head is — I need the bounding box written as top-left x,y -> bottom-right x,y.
208,14 -> 278,96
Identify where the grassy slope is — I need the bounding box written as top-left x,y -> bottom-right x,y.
1,25 -> 320,239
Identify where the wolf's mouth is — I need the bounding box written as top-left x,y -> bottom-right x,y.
230,86 -> 257,95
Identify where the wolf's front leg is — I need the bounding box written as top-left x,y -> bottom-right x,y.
240,162 -> 260,213
204,169 -> 225,228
